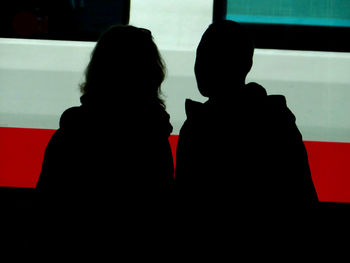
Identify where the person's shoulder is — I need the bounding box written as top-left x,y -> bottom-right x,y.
267,94 -> 287,107
185,99 -> 206,119
179,99 -> 207,131
266,94 -> 296,123
244,82 -> 297,127
59,106 -> 85,129
245,82 -> 287,106
245,82 -> 267,99
144,103 -> 173,137
246,82 -> 295,122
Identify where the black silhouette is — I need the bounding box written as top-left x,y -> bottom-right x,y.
38,25 -> 174,199
175,20 -> 318,204
34,26 -> 175,249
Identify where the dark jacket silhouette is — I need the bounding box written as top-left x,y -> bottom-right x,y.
37,25 -> 174,200
175,20 -> 318,204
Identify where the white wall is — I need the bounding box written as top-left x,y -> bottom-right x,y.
129,0 -> 213,51
0,38 -> 93,129
248,49 -> 350,142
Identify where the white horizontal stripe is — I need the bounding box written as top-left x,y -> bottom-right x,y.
1,39 -> 350,143
0,38 -> 95,72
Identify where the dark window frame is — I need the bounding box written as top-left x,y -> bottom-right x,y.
0,0 -> 130,42
213,0 -> 350,52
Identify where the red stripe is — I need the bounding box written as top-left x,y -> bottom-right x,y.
1,127 -> 350,203
304,141 -> 350,203
0,127 -> 55,188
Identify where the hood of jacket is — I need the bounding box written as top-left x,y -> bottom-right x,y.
185,82 -> 295,123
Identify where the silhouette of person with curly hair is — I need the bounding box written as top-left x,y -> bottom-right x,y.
38,25 -> 174,199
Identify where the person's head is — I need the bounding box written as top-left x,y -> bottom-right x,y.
195,20 -> 254,98
80,25 -> 166,107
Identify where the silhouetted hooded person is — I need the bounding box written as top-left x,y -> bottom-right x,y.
175,20 -> 318,204
38,25 -> 174,199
